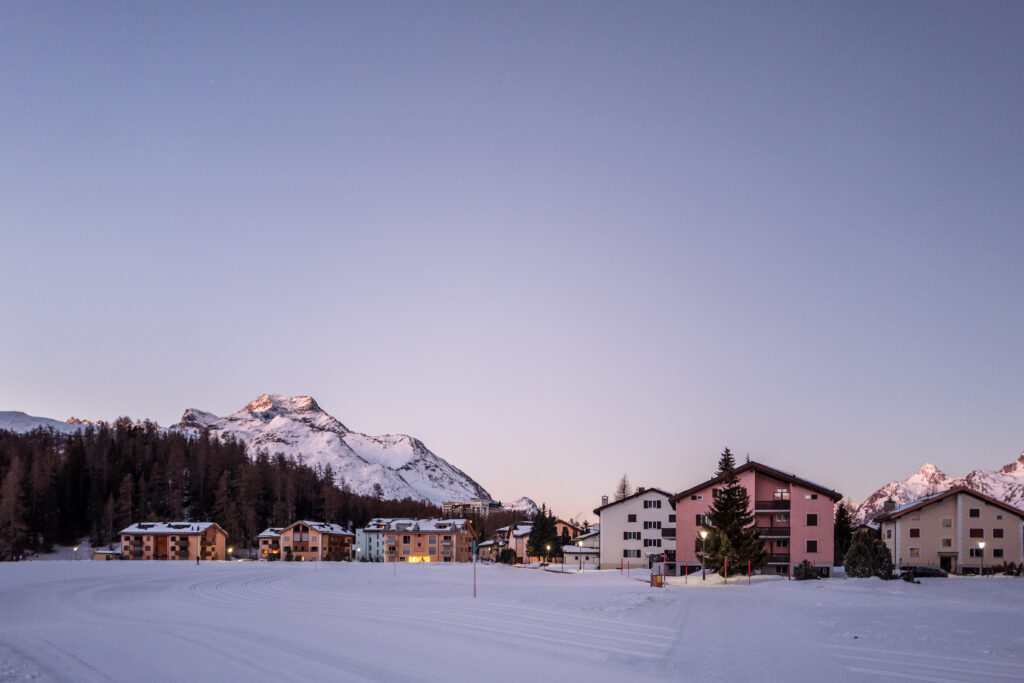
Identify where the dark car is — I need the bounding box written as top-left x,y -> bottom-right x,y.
900,566 -> 948,578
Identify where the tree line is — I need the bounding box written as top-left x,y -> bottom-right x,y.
0,421 -> 443,560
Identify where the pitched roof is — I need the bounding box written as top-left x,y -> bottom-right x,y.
258,527 -> 283,538
593,488 -> 674,516
668,461 -> 842,504
377,518 -> 472,533
281,520 -> 354,537
875,486 -> 1024,522
119,522 -> 226,536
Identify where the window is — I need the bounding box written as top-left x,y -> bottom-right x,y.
775,512 -> 790,523
690,495 -> 702,501
403,535 -> 411,544
627,514 -> 637,523
969,508 -> 980,518
443,535 -> 452,542
909,528 -> 920,538
804,494 -> 817,500
993,528 -> 1004,539
643,500 -> 662,509
284,536 -> 291,542
643,539 -> 662,547
776,539 -> 789,548
774,488 -> 789,501
807,514 -> 818,527
668,514 -> 676,523
622,531 -> 640,540
386,535 -> 396,544
643,521 -> 662,530
623,549 -> 641,558
429,536 -> 437,543
712,488 -> 720,497
310,546 -> 318,552
969,528 -> 983,538
402,547 -> 410,555
909,548 -> 920,558
696,514 -> 710,527
886,529 -> 891,539
806,540 -> 818,553
969,548 -> 983,558
994,549 -> 1004,558
941,538 -> 952,548
996,514 -> 1003,520
941,518 -> 952,528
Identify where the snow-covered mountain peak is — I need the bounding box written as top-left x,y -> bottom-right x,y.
243,393 -> 322,417
505,497 -> 540,515
907,463 -> 948,485
1000,452 -> 1024,475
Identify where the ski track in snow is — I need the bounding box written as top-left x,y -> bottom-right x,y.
1,563 -> 1023,682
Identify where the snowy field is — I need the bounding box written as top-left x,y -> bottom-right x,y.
1,562 -> 1022,682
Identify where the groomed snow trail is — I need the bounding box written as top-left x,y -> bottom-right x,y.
1,563 -> 1022,682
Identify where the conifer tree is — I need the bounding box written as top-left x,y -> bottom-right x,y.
833,503 -> 854,565
697,448 -> 766,575
615,475 -> 632,501
843,527 -> 893,579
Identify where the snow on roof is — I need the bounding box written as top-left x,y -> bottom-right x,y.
378,518 -> 470,533
478,540 -> 495,547
887,490 -> 950,516
575,529 -> 599,540
293,521 -> 354,536
511,524 -> 532,537
258,527 -> 283,538
563,546 -> 597,554
120,522 -> 222,536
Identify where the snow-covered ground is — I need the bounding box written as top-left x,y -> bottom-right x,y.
0,562 -> 1022,682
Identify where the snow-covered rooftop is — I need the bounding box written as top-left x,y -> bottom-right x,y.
258,527 -> 283,538
289,521 -> 354,536
120,522 -> 222,536
378,518 -> 470,533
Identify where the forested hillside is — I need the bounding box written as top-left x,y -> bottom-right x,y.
0,420 -> 443,560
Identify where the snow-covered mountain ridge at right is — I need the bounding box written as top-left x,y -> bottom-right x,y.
853,452 -> 1024,524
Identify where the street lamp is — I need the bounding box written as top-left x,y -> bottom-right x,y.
577,540 -> 583,572
228,547 -> 234,561
978,541 -> 985,576
699,530 -> 708,581
356,546 -> 361,562
546,544 -> 550,564
73,546 -> 79,561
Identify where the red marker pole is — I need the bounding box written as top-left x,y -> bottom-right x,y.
788,564 -> 791,581
748,560 -> 751,585
724,558 -> 727,584
620,559 -> 623,574
685,561 -> 688,585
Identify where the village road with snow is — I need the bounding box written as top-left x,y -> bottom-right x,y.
1,562 -> 1022,682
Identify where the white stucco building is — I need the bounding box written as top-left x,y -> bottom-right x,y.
593,488 -> 675,570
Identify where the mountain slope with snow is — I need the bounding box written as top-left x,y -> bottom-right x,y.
0,411 -> 89,435
169,394 -> 492,506
854,453 -> 1024,524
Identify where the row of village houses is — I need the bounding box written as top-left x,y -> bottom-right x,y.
106,459 -> 1024,576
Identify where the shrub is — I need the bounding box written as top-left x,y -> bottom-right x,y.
794,559 -> 819,581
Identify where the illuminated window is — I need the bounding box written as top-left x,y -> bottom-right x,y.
909,548 -> 920,558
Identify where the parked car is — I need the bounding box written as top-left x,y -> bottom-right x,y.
900,566 -> 948,579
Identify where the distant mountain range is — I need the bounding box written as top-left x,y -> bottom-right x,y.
0,394 -> 528,509
852,453 -> 1024,524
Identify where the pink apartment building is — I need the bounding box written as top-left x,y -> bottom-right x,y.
670,462 -> 842,576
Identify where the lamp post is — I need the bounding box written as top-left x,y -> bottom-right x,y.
546,544 -> 550,565
356,546 -> 361,562
700,530 -> 708,581
577,540 -> 583,572
978,541 -> 985,576
228,546 -> 234,562
73,546 -> 79,561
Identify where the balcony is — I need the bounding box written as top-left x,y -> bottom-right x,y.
755,527 -> 791,538
661,528 -> 676,539
766,553 -> 791,564
755,500 -> 790,512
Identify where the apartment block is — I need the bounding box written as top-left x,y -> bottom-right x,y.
671,462 -> 842,576
876,486 -> 1024,575
120,522 -> 228,561
593,488 -> 675,570
279,521 -> 354,562
383,519 -> 474,562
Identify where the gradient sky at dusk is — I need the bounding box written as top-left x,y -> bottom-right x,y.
2,2 -> 1022,521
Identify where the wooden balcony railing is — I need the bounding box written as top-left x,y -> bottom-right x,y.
755,527 -> 791,537
755,500 -> 791,511
766,553 -> 791,564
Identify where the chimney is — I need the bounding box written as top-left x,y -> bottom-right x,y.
601,495 -> 609,507
882,498 -> 897,513
638,487 -> 645,494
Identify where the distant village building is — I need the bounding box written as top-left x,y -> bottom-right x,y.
120,522 -> 228,561
91,549 -> 122,561
384,519 -> 474,562
875,486 -> 1024,575
594,488 -> 675,570
279,521 -> 354,562
441,498 -> 502,518
357,518 -> 402,561
502,523 -> 533,563
258,527 -> 283,560
671,461 -> 842,576
563,528 -> 599,568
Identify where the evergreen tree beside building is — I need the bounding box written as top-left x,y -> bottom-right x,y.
833,503 -> 854,565
697,448 -> 767,576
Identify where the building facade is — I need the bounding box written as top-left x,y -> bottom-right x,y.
258,527 -> 282,560
279,521 -> 354,561
120,522 -> 228,561
670,462 -> 842,576
383,519 -> 475,562
593,488 -> 675,570
876,486 -> 1024,575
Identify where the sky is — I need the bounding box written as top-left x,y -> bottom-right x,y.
2,2 -> 1022,522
